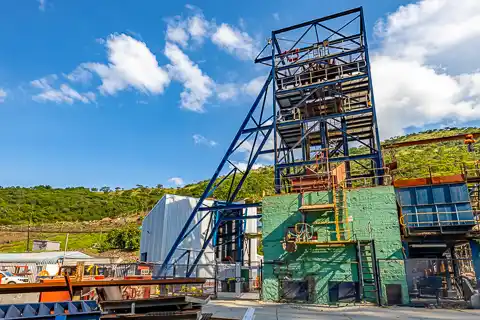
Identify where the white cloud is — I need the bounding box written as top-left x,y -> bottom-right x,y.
216,75 -> 267,102
193,134 -> 217,147
165,12 -> 210,47
216,84 -> 238,101
188,15 -> 209,43
84,34 -> 170,95
372,0 -> 480,138
166,22 -> 189,47
235,132 -> 276,163
211,23 -> 257,60
32,80 -> 95,105
0,89 -> 6,103
169,177 -> 184,186
164,42 -> 214,112
31,74 -> 57,90
272,13 -> 280,21
164,8 -> 258,61
243,76 -> 266,97
375,0 -> 480,65
64,65 -> 92,84
37,0 -> 46,11
228,161 -> 264,172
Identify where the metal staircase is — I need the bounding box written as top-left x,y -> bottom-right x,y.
356,240 -> 381,304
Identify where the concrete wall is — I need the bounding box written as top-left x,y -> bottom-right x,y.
261,186 -> 409,305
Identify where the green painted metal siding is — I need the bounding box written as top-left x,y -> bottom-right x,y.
261,186 -> 409,305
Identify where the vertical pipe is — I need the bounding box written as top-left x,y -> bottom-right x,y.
212,209 -> 219,247
341,118 -> 351,185
236,212 -> 242,263
360,7 -> 383,182
273,32 -> 280,194
301,124 -> 306,161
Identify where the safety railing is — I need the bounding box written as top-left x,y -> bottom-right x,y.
277,93 -> 370,122
276,60 -> 367,92
275,36 -> 363,68
399,211 -> 479,234
393,161 -> 480,182
281,166 -> 391,193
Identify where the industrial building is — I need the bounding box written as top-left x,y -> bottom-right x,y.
140,194 -> 261,278
153,7 -> 480,307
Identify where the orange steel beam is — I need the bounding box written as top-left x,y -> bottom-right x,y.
0,278 -> 205,294
382,133 -> 480,149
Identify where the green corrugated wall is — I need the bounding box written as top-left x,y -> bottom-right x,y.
261,186 -> 409,305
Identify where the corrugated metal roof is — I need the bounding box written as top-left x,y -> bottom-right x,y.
0,251 -> 92,264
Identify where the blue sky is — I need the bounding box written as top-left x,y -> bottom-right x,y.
1,0 -> 479,189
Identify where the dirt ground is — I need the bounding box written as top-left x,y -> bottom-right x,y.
202,300 -> 480,319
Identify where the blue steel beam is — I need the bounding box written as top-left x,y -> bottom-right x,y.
256,33 -> 362,64
222,215 -> 262,221
276,47 -> 364,72
241,125 -> 273,134
273,7 -> 361,35
277,153 -> 378,169
360,7 -> 384,174
276,108 -> 373,128
158,73 -> 273,276
198,203 -> 261,212
277,73 -> 367,96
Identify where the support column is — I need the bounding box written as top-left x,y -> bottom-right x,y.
469,240 -> 480,289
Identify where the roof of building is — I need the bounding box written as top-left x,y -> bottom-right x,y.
0,251 -> 93,264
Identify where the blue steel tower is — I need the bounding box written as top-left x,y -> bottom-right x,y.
159,7 -> 383,276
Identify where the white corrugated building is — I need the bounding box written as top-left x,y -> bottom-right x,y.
140,194 -> 261,276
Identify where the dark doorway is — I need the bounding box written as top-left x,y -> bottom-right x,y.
386,284 -> 403,305
328,281 -> 359,303
281,280 -> 309,301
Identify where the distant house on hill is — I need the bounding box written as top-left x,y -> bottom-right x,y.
32,240 -> 60,251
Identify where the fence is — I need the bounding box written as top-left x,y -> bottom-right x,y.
404,258 -> 477,304
157,261 -> 263,299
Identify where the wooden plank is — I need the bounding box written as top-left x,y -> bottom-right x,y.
299,203 -> 334,211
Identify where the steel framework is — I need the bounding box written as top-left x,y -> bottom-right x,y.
159,7 -> 383,276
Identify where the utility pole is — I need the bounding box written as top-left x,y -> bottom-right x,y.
64,233 -> 69,257
26,209 -> 33,252
26,221 -> 30,252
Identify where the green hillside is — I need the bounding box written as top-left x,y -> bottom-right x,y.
0,127 -> 478,226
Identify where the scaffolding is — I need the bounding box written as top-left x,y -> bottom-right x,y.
255,7 -> 383,193
159,7 -> 382,276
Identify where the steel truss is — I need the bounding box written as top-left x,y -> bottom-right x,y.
256,6 -> 383,192
159,7 -> 383,276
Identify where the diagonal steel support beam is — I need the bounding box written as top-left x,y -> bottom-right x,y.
158,73 -> 273,276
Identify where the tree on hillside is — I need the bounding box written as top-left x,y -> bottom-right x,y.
100,186 -> 111,193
